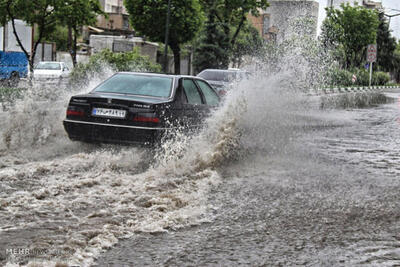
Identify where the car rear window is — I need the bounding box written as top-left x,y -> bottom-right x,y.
93,73 -> 173,98
35,62 -> 61,70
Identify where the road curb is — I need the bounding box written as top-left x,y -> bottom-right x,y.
308,86 -> 400,96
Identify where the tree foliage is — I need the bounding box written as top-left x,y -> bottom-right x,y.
43,25 -> 69,52
321,3 -> 379,69
200,0 -> 268,47
391,41 -> 400,82
57,0 -> 103,66
376,12 -> 397,72
193,6 -> 230,72
124,0 -> 203,74
230,21 -> 263,68
194,0 -> 268,71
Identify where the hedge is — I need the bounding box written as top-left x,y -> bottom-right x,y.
327,68 -> 390,87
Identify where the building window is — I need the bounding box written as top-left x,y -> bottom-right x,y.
123,16 -> 129,30
263,14 -> 270,35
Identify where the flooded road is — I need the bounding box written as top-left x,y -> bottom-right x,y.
0,81 -> 399,266
95,90 -> 400,266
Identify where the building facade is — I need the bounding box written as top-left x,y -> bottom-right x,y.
96,0 -> 133,34
327,0 -> 382,9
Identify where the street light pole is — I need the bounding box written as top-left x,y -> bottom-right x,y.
163,0 -> 171,73
385,13 -> 400,28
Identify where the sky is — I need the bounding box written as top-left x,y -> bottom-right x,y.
316,0 -> 400,39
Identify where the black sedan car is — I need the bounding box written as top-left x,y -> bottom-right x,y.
63,72 -> 220,144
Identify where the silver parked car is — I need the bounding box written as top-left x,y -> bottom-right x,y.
196,68 -> 250,95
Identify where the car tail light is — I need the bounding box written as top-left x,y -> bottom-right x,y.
133,116 -> 160,123
66,109 -> 85,117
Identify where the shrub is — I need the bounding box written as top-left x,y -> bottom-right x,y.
69,48 -> 162,87
351,68 -> 368,86
372,71 -> 390,86
327,67 -> 390,87
327,68 -> 353,87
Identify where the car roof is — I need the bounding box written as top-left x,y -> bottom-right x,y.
198,69 -> 245,73
117,71 -> 208,80
37,61 -> 63,64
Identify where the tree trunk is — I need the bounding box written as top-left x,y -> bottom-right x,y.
231,14 -> 246,47
71,26 -> 78,67
68,26 -> 72,54
170,43 -> 181,74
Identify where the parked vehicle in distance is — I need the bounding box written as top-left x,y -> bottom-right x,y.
196,68 -> 250,95
0,51 -> 28,86
0,20 -> 32,87
63,72 -> 220,144
33,61 -> 70,81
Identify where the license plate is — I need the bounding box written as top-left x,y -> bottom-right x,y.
92,108 -> 126,119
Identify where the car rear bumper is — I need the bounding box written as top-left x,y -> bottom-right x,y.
63,119 -> 165,144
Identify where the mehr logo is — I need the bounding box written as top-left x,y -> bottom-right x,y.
5,247 -> 75,262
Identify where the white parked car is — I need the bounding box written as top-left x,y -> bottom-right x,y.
33,61 -> 71,81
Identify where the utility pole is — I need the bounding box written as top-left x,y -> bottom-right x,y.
163,0 -> 171,73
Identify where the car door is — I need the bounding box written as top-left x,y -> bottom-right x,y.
181,78 -> 207,129
167,80 -> 186,127
194,79 -> 220,108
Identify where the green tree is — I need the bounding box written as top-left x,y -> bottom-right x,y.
376,12 -> 397,72
321,3 -> 379,69
0,0 -> 62,72
193,6 -> 230,72
42,25 -> 69,52
230,21 -> 263,68
57,0 -> 103,67
392,41 -> 400,82
195,0 -> 269,70
124,0 -> 203,74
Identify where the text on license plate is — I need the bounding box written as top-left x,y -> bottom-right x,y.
92,108 -> 126,118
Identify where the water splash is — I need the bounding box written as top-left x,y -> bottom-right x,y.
0,22 -> 375,266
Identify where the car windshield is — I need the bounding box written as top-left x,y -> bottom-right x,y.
35,62 -> 61,70
198,70 -> 246,82
93,73 -> 173,98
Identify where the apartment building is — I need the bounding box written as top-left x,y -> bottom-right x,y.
96,0 -> 133,34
